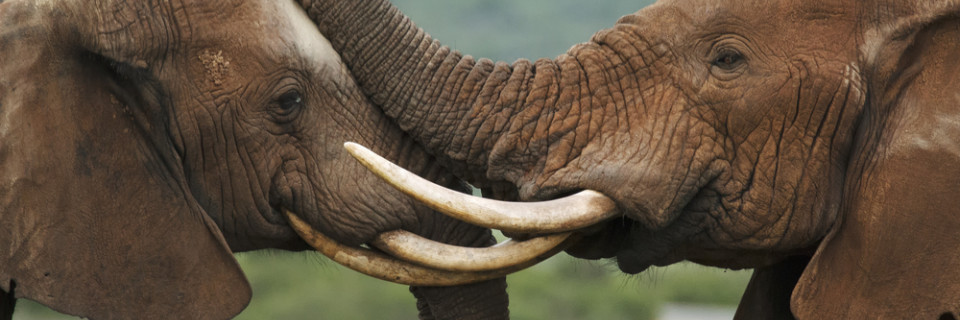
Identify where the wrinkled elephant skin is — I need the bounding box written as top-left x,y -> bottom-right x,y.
301,0 -> 960,318
0,0 -> 506,319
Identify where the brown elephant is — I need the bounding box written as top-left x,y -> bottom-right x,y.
301,0 -> 960,318
0,0 -> 508,319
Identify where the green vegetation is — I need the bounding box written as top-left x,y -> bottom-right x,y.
236,252 -> 750,320
14,251 -> 750,320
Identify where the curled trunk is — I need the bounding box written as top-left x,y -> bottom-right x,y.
298,1 -> 645,317
300,0 -> 643,197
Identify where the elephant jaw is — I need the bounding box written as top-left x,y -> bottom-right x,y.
332,142 -> 622,279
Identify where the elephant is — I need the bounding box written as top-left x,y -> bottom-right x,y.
300,0 -> 960,318
0,0 -> 509,319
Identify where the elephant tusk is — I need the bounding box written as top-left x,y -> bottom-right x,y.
370,230 -> 573,272
285,211 -> 536,286
344,142 -> 621,234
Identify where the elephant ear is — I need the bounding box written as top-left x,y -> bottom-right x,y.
792,2 -> 960,318
0,2 -> 249,319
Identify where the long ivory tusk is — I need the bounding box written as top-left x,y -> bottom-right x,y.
285,211 -> 537,286
371,231 -> 572,272
344,142 -> 620,234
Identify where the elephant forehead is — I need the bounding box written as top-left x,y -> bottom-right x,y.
186,0 -> 345,87
274,0 -> 343,72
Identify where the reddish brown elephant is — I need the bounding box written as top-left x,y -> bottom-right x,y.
0,0 -> 507,319
301,0 -> 960,318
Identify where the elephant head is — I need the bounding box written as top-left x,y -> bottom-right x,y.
302,0 -> 960,318
0,0 -> 507,319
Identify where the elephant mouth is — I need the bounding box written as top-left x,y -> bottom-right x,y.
281,142 -> 597,285
312,142 -> 622,283
283,211 -> 567,285
284,210 -> 571,286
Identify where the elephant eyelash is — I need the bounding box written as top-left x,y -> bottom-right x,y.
277,90 -> 302,112
270,89 -> 304,123
712,49 -> 745,70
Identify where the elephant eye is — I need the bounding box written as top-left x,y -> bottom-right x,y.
277,90 -> 302,112
713,49 -> 745,70
271,89 -> 303,122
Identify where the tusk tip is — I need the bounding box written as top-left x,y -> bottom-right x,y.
343,141 -> 376,160
343,141 -> 362,152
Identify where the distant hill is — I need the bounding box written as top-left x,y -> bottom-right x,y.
391,0 -> 657,62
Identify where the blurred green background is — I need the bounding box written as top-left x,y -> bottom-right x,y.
13,0 -> 753,319
17,251 -> 749,320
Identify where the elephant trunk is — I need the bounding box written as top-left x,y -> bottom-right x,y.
302,1 -> 559,192
401,189 -> 509,320
296,1 -> 647,316
300,0 -> 521,186
411,280 -> 509,320
300,0 -> 649,198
